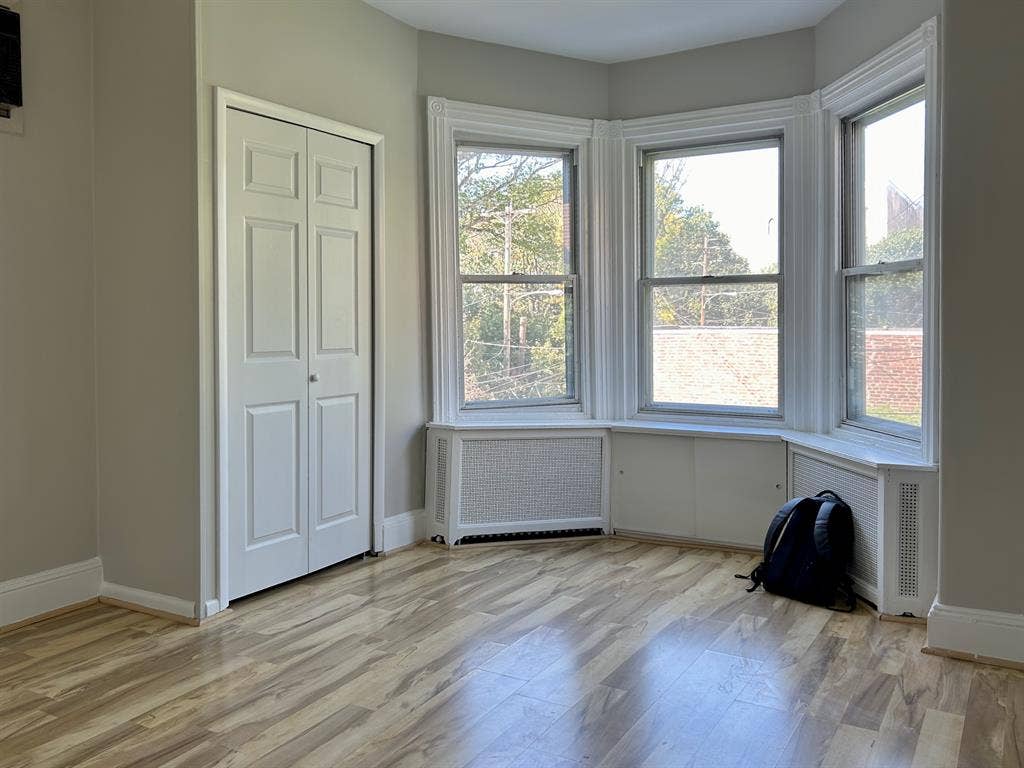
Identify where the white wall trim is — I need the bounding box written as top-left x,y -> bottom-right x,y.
200,599 -> 221,619
0,557 -> 102,628
210,87 -> 388,615
382,509 -> 427,551
101,581 -> 197,621
928,600 -> 1024,665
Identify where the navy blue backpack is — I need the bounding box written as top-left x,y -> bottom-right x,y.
737,490 -> 856,612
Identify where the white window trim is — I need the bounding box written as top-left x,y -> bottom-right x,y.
425,16 -> 939,467
820,17 -> 941,463
617,96 -> 823,430
427,97 -> 600,423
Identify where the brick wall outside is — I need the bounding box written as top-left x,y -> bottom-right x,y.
863,329 -> 922,419
652,328 -> 779,408
652,327 -> 922,419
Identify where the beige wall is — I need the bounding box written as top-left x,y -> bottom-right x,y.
92,0 -> 199,599
938,0 -> 1024,614
608,29 -> 815,119
196,0 -> 424,600
0,0 -> 97,581
814,0 -> 941,87
418,31 -> 609,118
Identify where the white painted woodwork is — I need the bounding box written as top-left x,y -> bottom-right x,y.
611,433 -> 697,538
693,438 -> 787,546
227,109 -> 309,600
225,110 -> 372,600
307,128 -> 373,572
611,434 -> 786,546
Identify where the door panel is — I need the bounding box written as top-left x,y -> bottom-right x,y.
246,401 -> 301,543
227,109 -> 309,599
313,395 -> 358,527
694,438 -> 787,547
315,227 -> 358,355
307,128 -> 372,571
246,219 -> 300,359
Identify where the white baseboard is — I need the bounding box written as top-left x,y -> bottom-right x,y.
927,599 -> 1024,665
200,598 -> 221,619
101,581 -> 196,621
0,557 -> 103,628
382,508 -> 427,551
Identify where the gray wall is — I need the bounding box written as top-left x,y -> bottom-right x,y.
93,0 -> 199,599
608,29 -> 815,119
197,0 -> 424,603
938,0 -> 1024,615
419,31 -> 609,118
0,0 -> 97,581
814,0 -> 941,87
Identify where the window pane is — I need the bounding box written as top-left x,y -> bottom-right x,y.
649,144 -> 779,277
650,282 -> 779,410
457,147 -> 571,275
846,271 -> 923,432
856,97 -> 925,265
462,282 -> 574,403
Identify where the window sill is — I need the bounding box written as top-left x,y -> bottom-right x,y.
427,418 -> 936,471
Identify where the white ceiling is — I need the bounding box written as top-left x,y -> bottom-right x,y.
365,0 -> 844,64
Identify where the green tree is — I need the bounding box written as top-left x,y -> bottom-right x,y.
861,227 -> 923,328
652,161 -> 777,329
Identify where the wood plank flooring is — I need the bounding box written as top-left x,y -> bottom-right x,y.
1,539 -> 1021,767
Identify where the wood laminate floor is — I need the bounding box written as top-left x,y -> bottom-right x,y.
1,539 -> 1021,767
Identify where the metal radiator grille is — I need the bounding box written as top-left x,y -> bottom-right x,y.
897,482 -> 920,598
459,437 -> 603,525
791,452 -> 879,590
434,438 -> 449,524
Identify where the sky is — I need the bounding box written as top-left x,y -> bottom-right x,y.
657,145 -> 780,273
657,97 -> 925,272
863,99 -> 926,247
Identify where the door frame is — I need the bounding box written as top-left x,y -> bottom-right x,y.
211,87 -> 387,612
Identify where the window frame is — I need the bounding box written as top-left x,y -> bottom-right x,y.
638,136 -> 785,418
455,141 -> 581,410
426,98 -> 595,424
839,86 -> 926,442
822,17 -> 940,462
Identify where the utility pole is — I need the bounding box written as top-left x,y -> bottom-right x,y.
700,234 -> 709,326
503,200 -> 513,377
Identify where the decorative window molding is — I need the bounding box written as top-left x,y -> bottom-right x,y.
427,97 -> 596,423
820,17 -> 941,463
617,95 -> 823,429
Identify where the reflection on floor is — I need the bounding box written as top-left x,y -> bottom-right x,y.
1,539 -> 1021,767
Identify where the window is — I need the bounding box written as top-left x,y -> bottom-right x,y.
640,139 -> 782,415
842,87 -> 925,440
456,145 -> 578,407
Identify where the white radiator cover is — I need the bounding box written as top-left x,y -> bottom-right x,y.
789,446 -> 938,617
426,427 -> 610,544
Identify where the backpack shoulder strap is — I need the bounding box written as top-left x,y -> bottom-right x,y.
813,498 -> 853,564
737,496 -> 806,592
764,496 -> 805,560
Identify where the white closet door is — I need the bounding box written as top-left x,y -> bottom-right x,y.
226,109 -> 310,599
306,128 -> 373,571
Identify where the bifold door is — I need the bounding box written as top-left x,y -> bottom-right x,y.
226,108 -> 372,600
